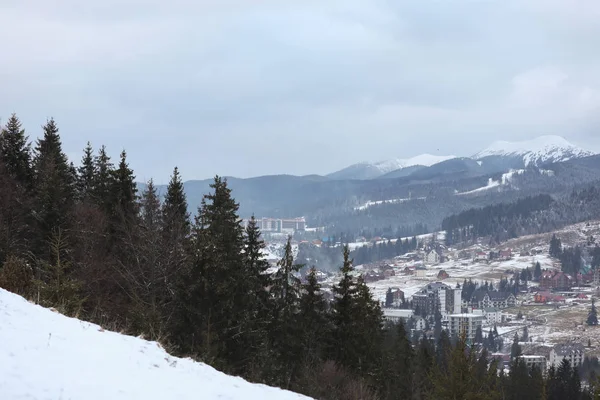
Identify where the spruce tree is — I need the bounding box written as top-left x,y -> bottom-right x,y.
330,245 -> 360,369
511,332 -> 521,359
534,261 -> 542,281
412,334 -> 434,399
298,267 -> 330,363
162,166 -> 190,242
381,321 -> 413,400
110,150 -> 139,222
385,287 -> 393,307
588,299 -> 598,326
234,216 -> 274,375
76,142 -> 96,201
91,145 -> 114,212
474,325 -> 483,344
0,113 -> 33,188
270,236 -> 302,386
32,118 -> 76,259
129,179 -> 167,338
173,177 -> 246,371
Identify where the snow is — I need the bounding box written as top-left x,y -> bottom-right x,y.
369,154 -> 456,174
354,196 -> 426,211
455,169 -> 533,196
473,135 -> 594,166
456,178 -> 501,195
0,289 -> 310,400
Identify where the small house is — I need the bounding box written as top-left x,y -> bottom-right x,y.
437,270 -> 450,280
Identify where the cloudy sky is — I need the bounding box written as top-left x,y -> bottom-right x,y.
1,0 -> 600,183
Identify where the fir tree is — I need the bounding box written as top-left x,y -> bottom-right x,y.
162,166 -> 190,242
32,118 -> 76,259
128,179 -> 167,338
110,150 -> 139,223
298,267 -> 330,363
534,261 -> 542,281
385,287 -> 393,308
511,332 -> 522,359
588,299 -> 598,326
330,245 -> 360,369
0,113 -> 33,188
76,142 -> 96,201
474,325 -> 483,344
238,216 -> 273,375
270,236 -> 302,386
381,321 -> 413,400
34,229 -> 82,316
550,234 -> 563,258
91,145 -> 114,211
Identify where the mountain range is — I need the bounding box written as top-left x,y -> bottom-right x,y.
147,135 -> 600,234
327,135 -> 594,180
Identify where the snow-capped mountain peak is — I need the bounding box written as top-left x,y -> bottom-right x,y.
474,135 -> 594,166
327,154 -> 456,180
372,154 -> 456,174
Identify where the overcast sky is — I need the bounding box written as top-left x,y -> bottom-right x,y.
1,0 -> 600,183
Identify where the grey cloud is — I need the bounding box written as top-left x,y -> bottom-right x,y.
1,0 -> 600,181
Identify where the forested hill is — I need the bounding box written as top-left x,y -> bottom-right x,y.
442,186 -> 600,246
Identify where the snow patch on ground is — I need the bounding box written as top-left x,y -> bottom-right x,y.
354,196 -> 427,211
0,289 -> 310,400
456,169 -> 525,196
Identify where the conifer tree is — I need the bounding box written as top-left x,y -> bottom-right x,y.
34,229 -> 82,316
161,167 -> 190,253
32,118 -> 76,258
474,325 -> 484,344
588,299 -> 598,326
91,145 -> 114,211
534,261 -> 542,281
173,177 -> 246,370
110,150 -> 139,223
76,142 -> 96,201
385,287 -> 393,307
436,330 -> 452,374
128,179 -> 167,338
431,335 -> 481,399
381,321 -> 413,400
330,245 -> 360,369
298,267 -> 330,363
0,113 -> 33,188
269,236 -> 302,386
511,332 -> 522,359
412,334 -> 434,399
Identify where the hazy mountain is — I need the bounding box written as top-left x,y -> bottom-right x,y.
327,154 -> 456,180
473,135 -> 594,166
141,136 -> 599,235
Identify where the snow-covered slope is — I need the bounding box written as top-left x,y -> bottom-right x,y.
328,154 -> 456,180
474,135 -> 594,166
0,289 -> 310,400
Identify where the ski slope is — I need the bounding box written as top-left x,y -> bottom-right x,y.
0,289 -> 310,400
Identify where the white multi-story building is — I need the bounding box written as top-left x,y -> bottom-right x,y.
549,343 -> 585,369
383,309 -> 414,323
518,356 -> 547,374
241,217 -> 306,233
472,307 -> 503,325
448,314 -> 484,342
382,309 -> 426,331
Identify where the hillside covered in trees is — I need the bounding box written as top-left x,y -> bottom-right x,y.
442,189 -> 600,246
2,114 -> 600,399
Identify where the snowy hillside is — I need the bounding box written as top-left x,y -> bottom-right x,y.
328,153 -> 455,179
373,154 -> 457,173
0,289 -> 310,400
474,135 -> 594,166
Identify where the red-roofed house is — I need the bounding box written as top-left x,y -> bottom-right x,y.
535,292 -> 566,303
